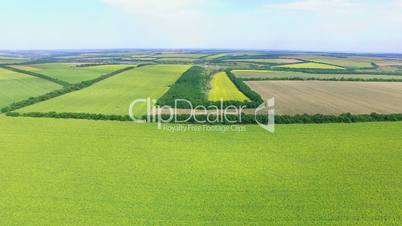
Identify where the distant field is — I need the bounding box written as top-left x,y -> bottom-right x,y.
246,80 -> 402,114
152,53 -> 208,58
1,117 -> 401,225
233,70 -> 402,80
274,62 -> 344,70
208,72 -> 250,102
13,63 -> 131,84
18,65 -> 191,116
0,56 -> 28,64
224,58 -> 302,64
0,68 -> 61,108
156,58 -> 196,62
296,56 -> 374,68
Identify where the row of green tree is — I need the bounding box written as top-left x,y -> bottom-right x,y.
152,113 -> 402,124
156,67 -> 264,108
157,66 -> 212,107
271,67 -> 402,75
7,111 -> 402,124
1,67 -> 134,113
0,65 -> 70,86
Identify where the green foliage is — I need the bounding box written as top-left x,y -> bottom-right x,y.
1,67 -> 134,113
157,67 -> 263,109
1,117 -> 401,225
225,70 -> 264,107
0,65 -> 70,86
152,113 -> 402,124
157,66 -> 210,107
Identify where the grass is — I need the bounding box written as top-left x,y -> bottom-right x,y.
225,58 -> 301,64
208,72 -> 250,102
18,65 -> 191,116
297,56 -> 374,68
233,69 -> 402,80
0,68 -> 62,108
274,62 -> 344,69
0,116 -> 401,225
13,63 -> 132,84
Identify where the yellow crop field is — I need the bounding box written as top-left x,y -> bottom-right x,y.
208,72 -> 250,102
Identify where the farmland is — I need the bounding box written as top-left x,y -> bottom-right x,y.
224,58 -> 302,64
233,69 -> 402,80
296,56 -> 375,68
0,68 -> 61,108
1,49 -> 402,225
246,80 -> 402,114
274,62 -> 344,69
13,63 -> 132,84
0,56 -> 28,64
0,117 -> 401,225
208,72 -> 250,102
18,65 -> 191,116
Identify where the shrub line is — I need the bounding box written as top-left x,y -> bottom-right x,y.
0,66 -> 135,113
6,111 -> 402,124
0,65 -> 71,87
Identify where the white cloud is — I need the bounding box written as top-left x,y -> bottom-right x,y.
102,0 -> 208,47
102,0 -> 204,19
265,0 -> 358,13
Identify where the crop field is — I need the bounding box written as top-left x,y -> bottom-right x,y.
225,58 -> 302,64
18,65 -> 191,116
0,117 -> 401,225
296,56 -> 375,68
156,57 -> 196,62
274,62 -> 345,69
208,72 -> 250,102
0,68 -> 62,108
13,63 -> 132,84
233,69 -> 402,80
152,53 -> 208,58
0,56 -> 28,64
246,80 -> 402,114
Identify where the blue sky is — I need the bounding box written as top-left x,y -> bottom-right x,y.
1,0 -> 402,53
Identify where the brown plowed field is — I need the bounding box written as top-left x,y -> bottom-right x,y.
246,81 -> 402,115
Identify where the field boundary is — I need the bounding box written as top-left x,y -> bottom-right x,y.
0,66 -> 135,113
0,65 -> 71,87
6,111 -> 402,124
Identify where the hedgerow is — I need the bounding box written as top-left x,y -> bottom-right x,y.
157,67 -> 264,109
152,113 -> 402,124
7,111 -> 402,124
0,65 -> 70,86
157,66 -> 211,107
0,66 -> 134,113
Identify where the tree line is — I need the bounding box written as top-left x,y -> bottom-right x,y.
1,67 -> 135,113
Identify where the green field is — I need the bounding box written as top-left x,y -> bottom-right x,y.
296,56 -> 374,68
274,62 -> 344,69
0,117 -> 401,225
0,68 -> 62,108
233,69 -> 402,80
0,56 -> 28,64
13,63 -> 132,84
18,65 -> 191,116
208,72 -> 250,102
225,58 -> 302,64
